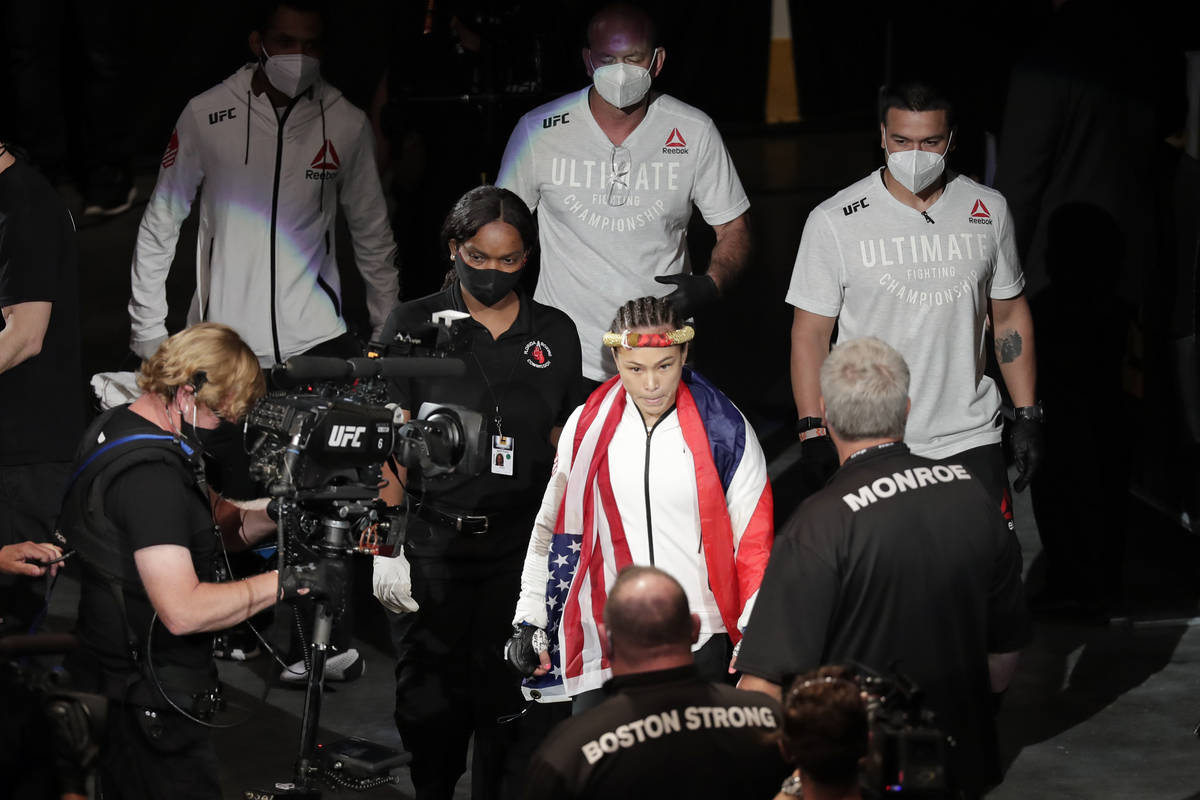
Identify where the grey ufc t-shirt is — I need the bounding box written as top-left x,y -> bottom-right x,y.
786,170 -> 1025,458
499,88 -> 749,380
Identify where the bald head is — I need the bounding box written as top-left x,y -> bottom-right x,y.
604,566 -> 693,661
587,2 -> 657,53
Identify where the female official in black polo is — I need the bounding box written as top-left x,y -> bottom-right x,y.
374,185 -> 581,800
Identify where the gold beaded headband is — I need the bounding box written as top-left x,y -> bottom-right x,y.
602,326 -> 695,349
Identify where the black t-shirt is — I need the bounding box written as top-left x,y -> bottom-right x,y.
73,408 -> 217,687
379,281 -> 581,558
737,443 -> 1031,795
0,157 -> 85,465
524,665 -> 789,800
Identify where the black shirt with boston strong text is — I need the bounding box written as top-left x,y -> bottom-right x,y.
523,665 -> 788,800
379,281 -> 581,558
0,157 -> 85,464
737,443 -> 1031,795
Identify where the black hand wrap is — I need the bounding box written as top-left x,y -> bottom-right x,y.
505,625 -> 546,677
278,561 -> 334,602
654,273 -> 719,318
800,432 -> 839,482
1010,416 -> 1045,492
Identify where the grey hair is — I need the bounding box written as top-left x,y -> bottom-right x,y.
819,337 -> 909,441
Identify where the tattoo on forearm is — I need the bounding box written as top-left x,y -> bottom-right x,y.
995,329 -> 1023,363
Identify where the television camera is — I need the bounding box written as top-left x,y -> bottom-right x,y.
853,665 -> 956,798
241,315 -> 490,798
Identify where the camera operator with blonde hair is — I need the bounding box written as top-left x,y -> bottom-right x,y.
62,323 -> 319,800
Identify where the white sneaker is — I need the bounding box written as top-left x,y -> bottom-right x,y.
279,648 -> 365,684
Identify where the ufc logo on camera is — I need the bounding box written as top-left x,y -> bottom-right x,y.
327,425 -> 366,448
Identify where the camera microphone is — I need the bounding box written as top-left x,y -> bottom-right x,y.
272,356 -> 468,389
272,356 -> 353,387
371,358 -> 466,379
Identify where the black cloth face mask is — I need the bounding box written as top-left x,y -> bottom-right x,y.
454,252 -> 523,307
179,418 -> 239,457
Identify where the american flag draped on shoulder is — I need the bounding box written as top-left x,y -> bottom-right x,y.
524,369 -> 773,699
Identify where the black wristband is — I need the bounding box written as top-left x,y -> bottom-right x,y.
1014,402 -> 1045,422
796,416 -> 825,434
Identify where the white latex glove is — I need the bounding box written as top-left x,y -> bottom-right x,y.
372,552 -> 419,614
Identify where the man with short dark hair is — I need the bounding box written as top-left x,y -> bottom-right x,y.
787,81 -> 1043,514
497,2 -> 751,384
523,566 -> 787,800
738,337 -> 1032,798
128,0 -> 398,367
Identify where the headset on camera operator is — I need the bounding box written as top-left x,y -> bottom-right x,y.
371,185 -> 582,800
60,323 -> 326,800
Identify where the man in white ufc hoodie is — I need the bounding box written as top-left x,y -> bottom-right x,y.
128,1 -> 398,366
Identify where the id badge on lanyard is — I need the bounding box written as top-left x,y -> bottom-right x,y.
491,435 -> 514,476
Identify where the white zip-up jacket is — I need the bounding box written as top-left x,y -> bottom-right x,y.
513,377 -> 774,700
128,65 -> 399,365
515,400 -> 732,644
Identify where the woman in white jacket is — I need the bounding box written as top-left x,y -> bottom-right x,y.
507,296 -> 775,709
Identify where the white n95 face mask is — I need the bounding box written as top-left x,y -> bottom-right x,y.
885,132 -> 952,194
591,48 -> 658,108
261,45 -> 321,98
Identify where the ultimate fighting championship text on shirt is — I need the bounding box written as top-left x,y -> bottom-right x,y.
857,233 -> 992,309
553,156 -> 679,234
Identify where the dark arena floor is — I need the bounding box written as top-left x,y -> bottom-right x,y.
11,119 -> 1200,798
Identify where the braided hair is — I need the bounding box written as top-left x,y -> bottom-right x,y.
608,296 -> 683,336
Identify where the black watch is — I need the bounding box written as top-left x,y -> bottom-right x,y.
796,416 -> 825,434
1014,402 -> 1045,422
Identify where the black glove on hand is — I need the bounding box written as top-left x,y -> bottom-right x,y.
797,417 -> 839,484
504,625 -> 548,677
801,431 -> 840,474
654,273 -> 718,318
1010,416 -> 1044,492
278,561 -> 339,603
800,433 -> 840,482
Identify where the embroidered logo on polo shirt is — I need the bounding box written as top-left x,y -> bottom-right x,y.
161,129 -> 179,168
968,199 -> 992,225
663,127 -> 688,154
525,340 -> 553,368
307,140 -> 340,181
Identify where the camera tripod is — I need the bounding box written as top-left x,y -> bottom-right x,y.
247,494 -> 408,799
